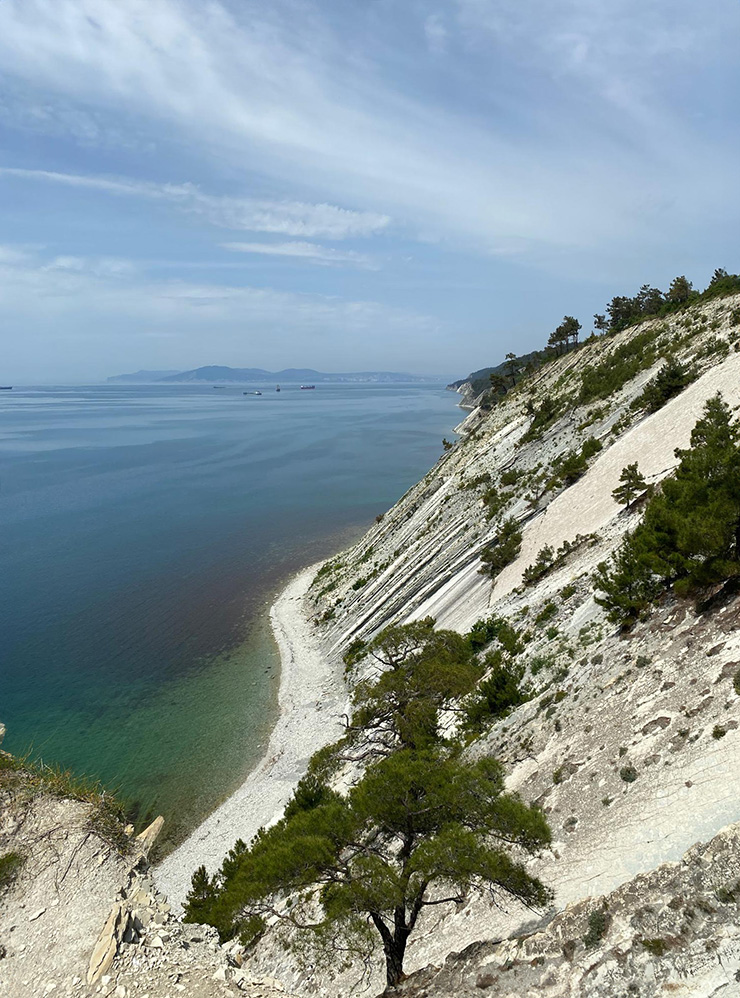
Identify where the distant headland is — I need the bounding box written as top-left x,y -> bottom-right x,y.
107,366 -> 444,384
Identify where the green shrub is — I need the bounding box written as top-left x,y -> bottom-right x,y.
619,765 -> 638,783
581,436 -> 603,460
637,357 -> 695,413
715,881 -> 740,903
579,329 -> 660,404
642,938 -> 668,957
734,669 -> 740,696
342,638 -> 368,669
523,545 -> 555,585
466,616 -> 524,656
481,486 -> 512,520
529,654 -> 554,676
480,518 -> 522,580
596,394 -> 740,625
557,450 -> 587,485
552,438 -> 602,487
463,657 -> 530,731
461,472 -> 492,491
712,724 -> 727,740
500,468 -> 523,487
535,602 -> 558,624
523,534 -> 598,587
522,395 -> 563,441
582,906 -> 610,949
0,852 -> 24,892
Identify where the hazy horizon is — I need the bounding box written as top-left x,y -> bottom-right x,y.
1,1 -> 739,382
10,366 -> 460,387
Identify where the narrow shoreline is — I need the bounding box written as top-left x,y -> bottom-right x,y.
155,561 -> 347,909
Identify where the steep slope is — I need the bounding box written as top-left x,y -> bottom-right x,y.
0,743 -> 297,998
396,820 -> 740,998
238,294 -> 740,995
313,296 -> 740,646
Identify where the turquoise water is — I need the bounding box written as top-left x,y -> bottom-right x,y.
0,383 -> 459,843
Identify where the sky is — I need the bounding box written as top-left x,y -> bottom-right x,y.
1,0 -> 739,383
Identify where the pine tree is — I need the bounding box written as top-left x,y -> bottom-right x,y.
596,394 -> 740,622
640,394 -> 740,594
188,749 -> 552,989
612,463 -> 647,509
504,352 -> 519,387
667,275 -> 692,304
479,518 -> 522,580
593,536 -> 662,625
639,357 -> 693,413
187,617 -> 551,988
184,866 -> 217,924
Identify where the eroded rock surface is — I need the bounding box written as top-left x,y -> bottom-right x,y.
0,768 -> 295,998
395,821 -> 740,997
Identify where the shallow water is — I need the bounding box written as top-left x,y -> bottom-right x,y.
0,382 -> 459,842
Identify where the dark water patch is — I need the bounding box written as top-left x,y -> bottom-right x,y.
0,383 -> 459,842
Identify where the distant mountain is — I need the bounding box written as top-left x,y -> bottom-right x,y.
107,369 -> 183,383
109,366 -> 443,384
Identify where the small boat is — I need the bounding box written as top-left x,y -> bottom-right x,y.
276,384 -> 281,392
300,385 -> 316,390
0,386 -> 12,390
243,390 -> 262,395
213,385 -> 226,389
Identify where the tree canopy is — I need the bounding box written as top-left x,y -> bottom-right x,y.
345,618 -> 481,754
612,463 -> 648,509
596,394 -> 740,623
186,618 -> 551,988
479,517 -> 522,580
187,749 -> 551,988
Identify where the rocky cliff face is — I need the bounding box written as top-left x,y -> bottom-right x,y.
0,745 -> 297,998
312,296 -> 740,650
396,821 -> 740,998
242,294 -> 740,995
4,296 -> 740,998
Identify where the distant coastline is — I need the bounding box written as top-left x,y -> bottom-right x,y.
107,365 -> 453,384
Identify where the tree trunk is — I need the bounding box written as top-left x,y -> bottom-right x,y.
383,934 -> 407,989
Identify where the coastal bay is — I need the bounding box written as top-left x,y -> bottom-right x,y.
0,382 -> 459,851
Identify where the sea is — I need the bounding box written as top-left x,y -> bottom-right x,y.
0,382 -> 460,846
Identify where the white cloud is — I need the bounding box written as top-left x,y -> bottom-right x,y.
0,0 -> 738,272
0,247 -> 442,379
0,168 -> 391,240
424,13 -> 448,55
0,244 -> 32,264
220,240 -> 377,269
43,254 -> 137,278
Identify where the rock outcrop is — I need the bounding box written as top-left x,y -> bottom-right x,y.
0,754 -> 296,998
396,821 -> 740,997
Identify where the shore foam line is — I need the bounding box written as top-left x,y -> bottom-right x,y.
155,562 -> 347,909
